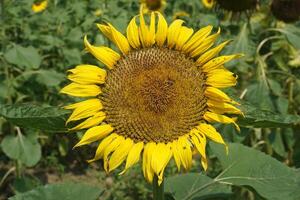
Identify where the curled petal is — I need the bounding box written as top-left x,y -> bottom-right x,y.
84,35 -> 120,69
155,12 -> 168,46
127,17 -> 141,48
204,111 -> 240,131
167,19 -> 184,48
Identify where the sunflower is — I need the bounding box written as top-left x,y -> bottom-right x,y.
202,0 -> 257,12
61,10 -> 243,184
271,0 -> 300,23
31,0 -> 48,13
202,0 -> 215,9
141,0 -> 166,13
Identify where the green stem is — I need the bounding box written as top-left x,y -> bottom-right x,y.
153,175 -> 164,200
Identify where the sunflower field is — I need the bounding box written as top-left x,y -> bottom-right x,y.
1,0 -> 300,199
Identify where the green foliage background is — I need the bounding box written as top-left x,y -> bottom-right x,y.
0,0 -> 300,199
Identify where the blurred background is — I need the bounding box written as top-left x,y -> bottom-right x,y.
0,0 -> 300,199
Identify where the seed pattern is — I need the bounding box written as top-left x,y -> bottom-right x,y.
101,47 -> 207,143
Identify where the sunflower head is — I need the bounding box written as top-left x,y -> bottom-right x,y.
61,10 -> 243,184
271,0 -> 300,23
31,0 -> 48,13
141,0 -> 166,13
216,0 -> 257,12
202,0 -> 215,9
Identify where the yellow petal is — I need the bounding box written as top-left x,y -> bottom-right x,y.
205,87 -> 240,105
151,143 -> 171,176
84,35 -> 120,69
150,12 -> 156,41
206,68 -> 237,88
207,99 -> 243,115
67,65 -> 106,85
202,54 -> 243,72
69,112 -> 106,131
143,142 -> 155,183
102,23 -> 131,54
177,137 -> 192,170
197,40 -> 231,66
73,124 -> 114,148
108,138 -> 134,172
65,99 -> 103,124
97,24 -> 114,42
139,11 -> 155,47
172,141 -> 181,171
204,111 -> 240,131
175,26 -> 194,50
155,12 -> 168,47
87,133 -> 118,162
32,0 -> 47,13
190,130 -> 208,170
64,99 -> 101,110
167,19 -> 184,48
103,135 -> 124,172
156,143 -> 172,185
190,28 -> 220,58
202,0 -> 215,9
182,25 -> 213,53
60,83 -> 101,97
120,142 -> 144,175
197,123 -> 228,154
190,129 -> 206,159
126,17 -> 141,48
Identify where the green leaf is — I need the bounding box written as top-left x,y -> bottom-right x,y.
165,173 -> 232,200
9,182 -> 103,200
1,133 -> 41,167
12,176 -> 41,194
246,82 -> 274,111
0,104 -> 70,132
269,129 -> 287,157
210,143 -> 300,200
282,25 -> 300,49
237,100 -> 300,128
4,45 -> 42,69
34,70 -> 65,87
227,23 -> 254,58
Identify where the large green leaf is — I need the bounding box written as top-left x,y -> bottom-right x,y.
4,45 -> 42,69
210,143 -> 300,200
227,23 -> 254,58
282,25 -> 300,49
0,104 -> 70,132
9,182 -> 103,200
34,70 -> 65,87
165,173 -> 231,200
1,133 -> 41,167
237,101 -> 300,128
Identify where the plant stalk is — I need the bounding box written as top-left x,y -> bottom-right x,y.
153,175 -> 164,200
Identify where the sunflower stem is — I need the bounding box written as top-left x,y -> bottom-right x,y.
153,175 -> 164,200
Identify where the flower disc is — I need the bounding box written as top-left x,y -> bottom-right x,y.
102,47 -> 207,143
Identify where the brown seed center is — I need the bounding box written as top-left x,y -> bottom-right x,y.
101,47 -> 207,143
